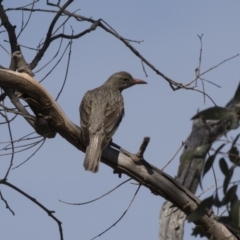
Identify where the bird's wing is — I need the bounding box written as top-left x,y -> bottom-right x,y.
79,91 -> 92,142
103,94 -> 124,147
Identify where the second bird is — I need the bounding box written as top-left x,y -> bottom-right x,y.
80,71 -> 147,173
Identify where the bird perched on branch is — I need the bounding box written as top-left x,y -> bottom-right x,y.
79,71 -> 147,173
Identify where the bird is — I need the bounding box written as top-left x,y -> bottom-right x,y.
79,71 -> 147,173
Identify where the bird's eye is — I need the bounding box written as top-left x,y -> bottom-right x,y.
123,78 -> 128,82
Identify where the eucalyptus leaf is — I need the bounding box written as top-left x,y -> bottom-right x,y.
223,167 -> 234,194
202,144 -> 225,178
228,146 -> 239,165
230,195 -> 239,228
222,185 -> 238,205
191,107 -> 233,120
219,158 -> 229,176
187,195 -> 213,222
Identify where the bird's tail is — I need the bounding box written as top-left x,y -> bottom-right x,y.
83,133 -> 103,173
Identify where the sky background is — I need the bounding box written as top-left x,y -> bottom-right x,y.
1,1 -> 240,240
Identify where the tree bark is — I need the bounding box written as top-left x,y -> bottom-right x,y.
0,69 -> 237,240
159,82 -> 240,240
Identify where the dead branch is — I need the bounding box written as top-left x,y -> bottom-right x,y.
0,69 -> 236,240
1,180 -> 63,240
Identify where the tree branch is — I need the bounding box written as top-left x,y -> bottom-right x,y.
30,0 -> 73,69
0,69 -> 235,240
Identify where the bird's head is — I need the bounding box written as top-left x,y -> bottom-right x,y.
106,71 -> 147,91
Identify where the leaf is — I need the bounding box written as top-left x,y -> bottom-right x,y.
187,195 -> 213,222
223,167 -> 234,193
191,107 -> 233,120
214,192 -> 222,208
218,216 -> 231,224
203,155 -> 215,178
202,144 -> 225,178
232,133 -> 240,147
191,225 -> 206,238
222,185 -> 238,205
229,116 -> 239,130
230,195 -> 239,228
219,158 -> 229,176
228,146 -> 239,165
232,82 -> 240,100
197,173 -> 203,191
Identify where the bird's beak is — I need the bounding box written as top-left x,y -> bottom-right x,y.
132,78 -> 147,84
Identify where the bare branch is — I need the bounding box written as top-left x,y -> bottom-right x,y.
12,138 -> 45,169
91,184 -> 141,240
59,178 -> 131,205
2,181 -> 63,240
55,38 -> 72,101
0,69 -> 236,240
1,111 -> 15,180
0,189 -> 15,215
16,0 -> 36,39
30,0 -> 73,69
39,40 -> 69,83
200,54 -> 240,77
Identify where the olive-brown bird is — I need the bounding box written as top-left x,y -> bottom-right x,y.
80,71 -> 147,173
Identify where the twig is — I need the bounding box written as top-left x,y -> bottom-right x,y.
17,0 -> 36,39
141,60 -> 148,77
135,137 -> 150,160
0,43 -> 11,55
91,184 -> 141,240
199,77 -> 221,88
197,183 -> 217,198
59,178 -> 131,205
2,111 -> 15,180
12,138 -> 46,169
0,189 -> 15,215
34,32 -> 64,74
200,54 -> 240,77
161,142 -> 185,171
39,40 -> 70,83
55,38 -> 72,101
30,0 -> 73,69
2,181 -> 63,240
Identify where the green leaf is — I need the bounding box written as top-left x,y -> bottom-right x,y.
223,167 -> 234,193
230,195 -> 239,228
191,107 -> 233,120
222,185 -> 238,205
228,146 -> 239,165
203,144 -> 225,178
187,195 -> 213,222
219,158 -> 229,176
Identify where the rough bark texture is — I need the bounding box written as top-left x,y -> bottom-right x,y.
159,83 -> 240,240
0,69 -> 237,240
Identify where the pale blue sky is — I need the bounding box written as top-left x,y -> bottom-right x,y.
1,1 -> 240,240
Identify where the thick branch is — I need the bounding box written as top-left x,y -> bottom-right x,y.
159,83 -> 240,240
0,2 -> 18,69
0,69 -> 235,240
